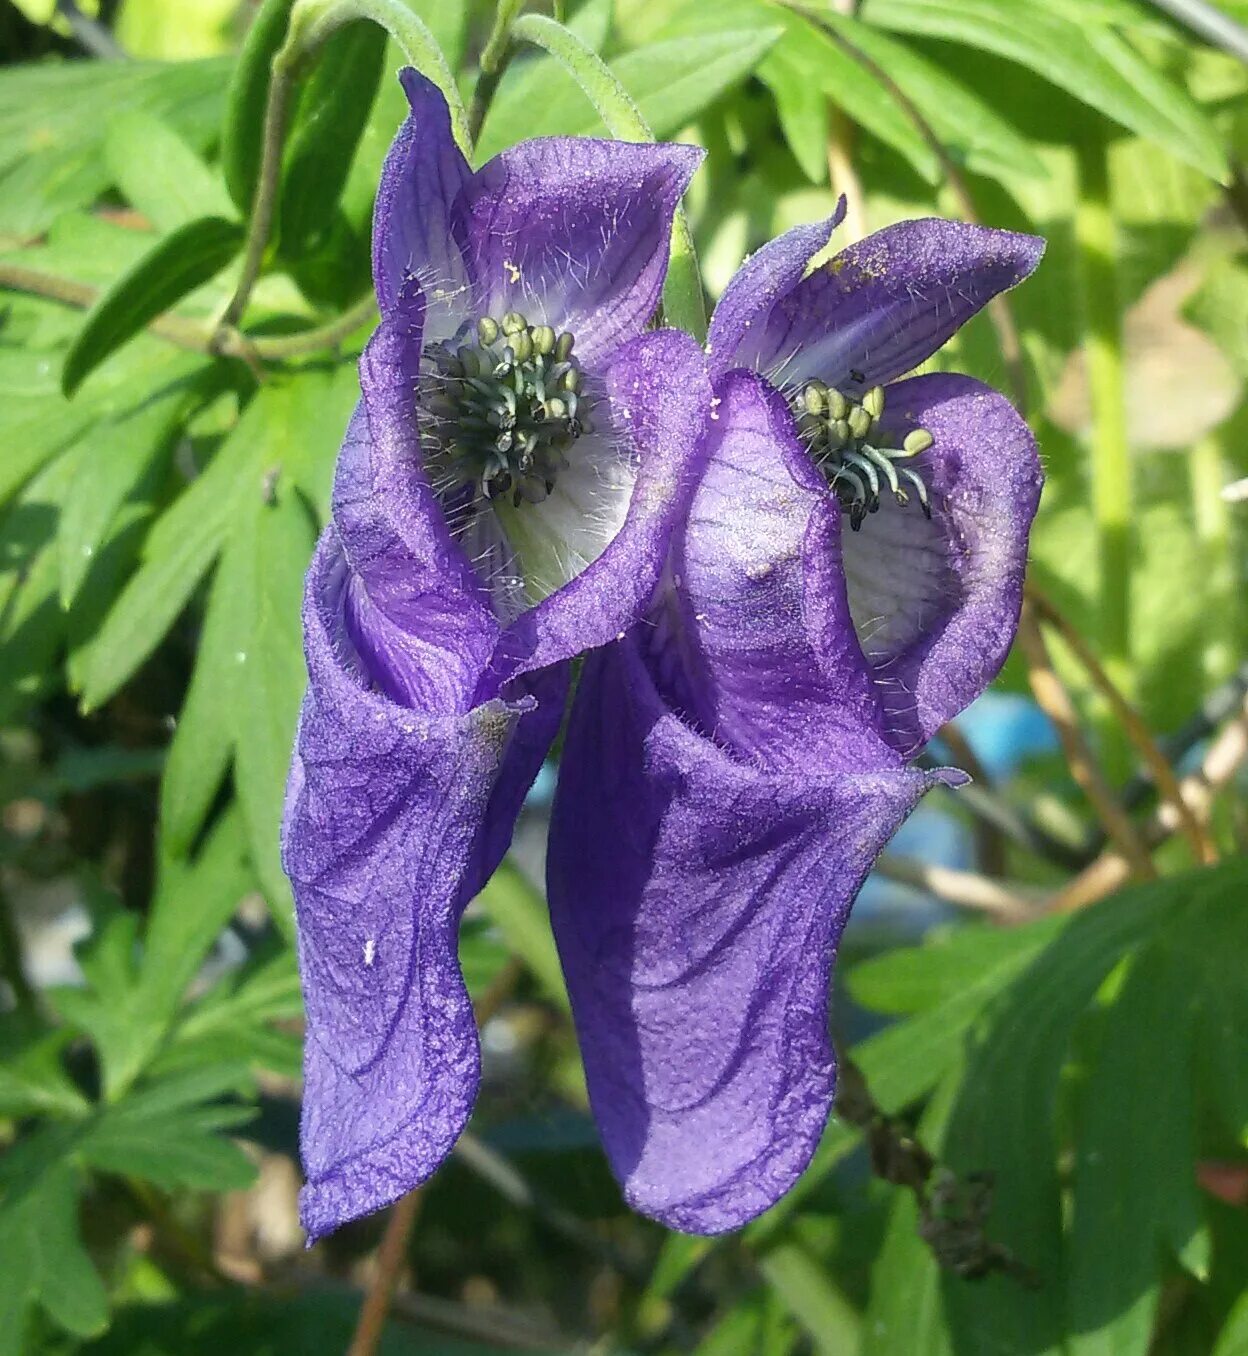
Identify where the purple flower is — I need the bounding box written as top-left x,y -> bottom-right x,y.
281,71 -> 709,1241
546,206 -> 1044,1232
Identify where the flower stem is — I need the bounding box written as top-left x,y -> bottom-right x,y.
1074,136 -> 1133,728
1016,603 -> 1154,879
220,0 -> 469,334
1189,435 -> 1238,686
297,0 -> 470,149
346,1190 -> 423,1356
510,12 -> 707,342
468,0 -> 525,148
0,262 -> 375,364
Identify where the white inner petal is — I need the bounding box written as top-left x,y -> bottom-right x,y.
841,493 -> 957,669
441,427 -> 634,623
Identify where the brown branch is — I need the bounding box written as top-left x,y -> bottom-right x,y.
1028,586 -> 1217,865
1016,604 -> 1156,879
874,854 -> 1039,922
346,1190 -> 424,1356
0,262 -> 376,368
1049,695 -> 1247,913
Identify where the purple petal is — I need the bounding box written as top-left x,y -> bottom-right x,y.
459,137 -> 703,365
706,200 -> 844,376
372,69 -> 474,333
286,537 -> 560,1241
842,372 -> 1042,756
496,328 -> 712,679
665,368 -> 896,770
547,640 -> 949,1233
730,218 -> 1043,391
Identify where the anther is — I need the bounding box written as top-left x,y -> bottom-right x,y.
903,428 -> 934,456
863,386 -> 885,420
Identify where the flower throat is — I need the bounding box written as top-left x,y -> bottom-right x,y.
791,381 -> 933,531
422,311 -> 593,508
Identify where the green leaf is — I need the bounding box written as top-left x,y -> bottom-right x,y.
0,1152 -> 108,1349
0,452 -> 75,722
0,1024 -> 90,1121
74,381 -> 288,711
0,57 -> 228,240
159,545 -> 247,858
81,1068 -> 258,1191
475,861 -> 569,1011
1214,1292 -> 1248,1356
813,9 -> 1049,184
57,358 -> 206,607
221,0 -> 296,214
1068,937 -> 1205,1356
859,0 -> 1228,180
761,14 -> 938,184
279,20 -> 387,259
940,861 -> 1248,1353
478,26 -> 780,150
757,1238 -> 861,1355
104,109 -> 233,232
227,473 -> 317,937
77,1292 -> 489,1356
1185,253 -> 1248,379
141,808 -> 256,1034
62,214 -> 242,396
850,915 -> 1063,1113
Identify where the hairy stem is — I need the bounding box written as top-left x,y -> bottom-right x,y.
510,11 -> 707,340
1016,604 -> 1154,879
0,262 -> 377,365
468,0 -> 525,147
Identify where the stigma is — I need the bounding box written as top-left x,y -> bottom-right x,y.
421,310 -> 594,508
791,381 -> 934,531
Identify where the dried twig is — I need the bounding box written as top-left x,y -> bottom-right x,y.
1050,695 -> 1248,913
346,1191 -> 423,1356
874,854 -> 1040,922
1016,604 -> 1156,879
1028,587 -> 1217,865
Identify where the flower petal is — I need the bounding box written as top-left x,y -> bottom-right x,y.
496,328 -> 712,679
286,537 -> 563,1242
706,201 -> 844,376
338,282 -> 502,708
547,640 -> 948,1233
841,372 -> 1042,756
459,137 -> 704,365
372,69 -> 474,335
732,219 -> 1043,392
666,368 -> 895,770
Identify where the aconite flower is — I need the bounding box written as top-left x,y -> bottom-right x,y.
282,71 -> 708,1242
546,205 -> 1044,1232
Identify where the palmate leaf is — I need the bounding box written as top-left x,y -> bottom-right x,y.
48,811 -> 255,1100
859,0 -> 1227,179
74,369 -> 351,714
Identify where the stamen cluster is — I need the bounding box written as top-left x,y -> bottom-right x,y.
422,311 -> 593,507
793,381 -> 934,531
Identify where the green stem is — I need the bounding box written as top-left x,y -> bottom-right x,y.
1075,136 -> 1133,737
1189,435 -> 1237,686
297,0 -> 470,149
509,12 -> 707,341
0,262 -> 376,364
220,0 -> 468,333
468,0 -> 525,148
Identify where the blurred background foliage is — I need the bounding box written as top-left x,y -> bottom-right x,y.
0,0 -> 1246,1353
